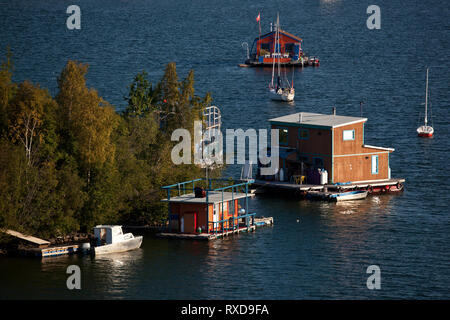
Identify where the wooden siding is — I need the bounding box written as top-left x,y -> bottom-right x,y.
272,125 -> 331,154
333,122 -> 365,155
256,32 -> 301,57
333,152 -> 389,182
271,120 -> 393,184
170,203 -> 207,233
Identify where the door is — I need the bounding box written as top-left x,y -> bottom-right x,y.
183,212 -> 197,234
213,204 -> 219,230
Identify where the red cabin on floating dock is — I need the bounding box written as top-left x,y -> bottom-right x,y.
244,23 -> 318,67
252,29 -> 303,65
160,179 -> 256,238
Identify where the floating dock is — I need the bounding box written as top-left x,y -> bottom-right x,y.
156,217 -> 274,241
26,244 -> 80,258
2,229 -> 88,258
252,178 -> 405,199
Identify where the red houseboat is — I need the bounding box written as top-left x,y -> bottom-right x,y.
159,178 -> 260,239
243,17 -> 319,67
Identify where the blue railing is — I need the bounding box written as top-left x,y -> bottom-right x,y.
209,212 -> 256,234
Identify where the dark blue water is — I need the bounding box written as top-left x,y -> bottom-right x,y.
0,0 -> 449,299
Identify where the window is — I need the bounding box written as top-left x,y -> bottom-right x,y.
298,128 -> 309,140
285,43 -> 294,54
279,127 -> 289,146
260,43 -> 270,54
371,155 -> 378,174
343,129 -> 355,141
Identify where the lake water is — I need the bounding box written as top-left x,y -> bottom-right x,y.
0,0 -> 449,299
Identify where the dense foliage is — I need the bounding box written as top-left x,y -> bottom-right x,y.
0,50 -> 218,238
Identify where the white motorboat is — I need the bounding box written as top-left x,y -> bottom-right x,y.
328,190 -> 369,202
93,225 -> 143,255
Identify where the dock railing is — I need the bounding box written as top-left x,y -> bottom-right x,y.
208,212 -> 256,235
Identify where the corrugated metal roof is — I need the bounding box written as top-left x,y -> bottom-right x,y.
269,112 -> 367,128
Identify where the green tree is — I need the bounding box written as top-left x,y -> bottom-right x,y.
123,70 -> 159,117
0,47 -> 16,139
6,81 -> 56,166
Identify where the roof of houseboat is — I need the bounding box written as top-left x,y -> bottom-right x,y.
162,191 -> 250,204
269,112 -> 367,129
256,29 -> 303,42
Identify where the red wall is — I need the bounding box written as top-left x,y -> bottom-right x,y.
257,32 -> 301,56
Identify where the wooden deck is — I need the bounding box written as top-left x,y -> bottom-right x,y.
252,178 -> 405,198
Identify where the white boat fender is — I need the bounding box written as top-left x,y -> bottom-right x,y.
81,242 -> 91,254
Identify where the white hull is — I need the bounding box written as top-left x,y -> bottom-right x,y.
330,191 -> 368,202
269,89 -> 295,102
417,125 -> 433,135
94,236 -> 143,255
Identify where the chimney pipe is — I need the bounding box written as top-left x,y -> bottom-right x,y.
299,112 -> 303,122
332,107 -> 336,116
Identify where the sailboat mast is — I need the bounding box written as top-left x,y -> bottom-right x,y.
277,13 -> 281,77
271,18 -> 276,87
425,68 -> 428,125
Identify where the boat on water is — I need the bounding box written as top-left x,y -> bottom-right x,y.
417,68 -> 434,138
93,225 -> 142,255
328,190 -> 369,202
269,14 -> 295,102
242,14 -> 319,67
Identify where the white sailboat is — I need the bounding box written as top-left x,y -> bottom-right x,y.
269,14 -> 295,102
417,68 -> 434,137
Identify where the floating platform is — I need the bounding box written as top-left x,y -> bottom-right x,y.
241,58 -> 319,68
156,217 -> 273,241
19,244 -> 80,258
252,178 -> 405,199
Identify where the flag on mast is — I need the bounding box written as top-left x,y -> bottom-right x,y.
256,12 -> 261,41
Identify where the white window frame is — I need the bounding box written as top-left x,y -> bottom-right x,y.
343,129 -> 355,141
371,155 -> 379,174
